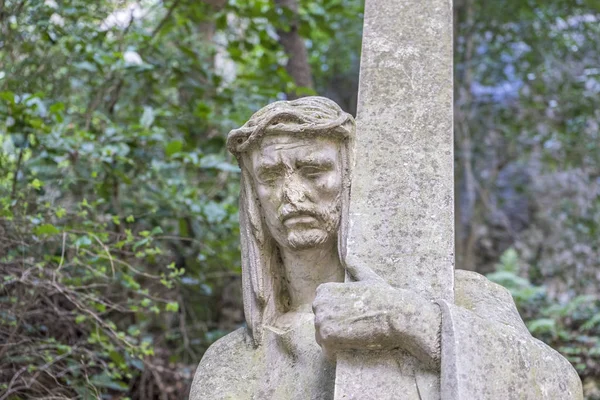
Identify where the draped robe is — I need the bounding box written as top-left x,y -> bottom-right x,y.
190,270 -> 582,400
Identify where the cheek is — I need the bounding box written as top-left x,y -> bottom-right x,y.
256,185 -> 280,212
313,174 -> 342,200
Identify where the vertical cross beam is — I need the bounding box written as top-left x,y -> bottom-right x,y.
335,0 -> 454,398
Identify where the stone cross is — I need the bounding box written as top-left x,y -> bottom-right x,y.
335,0 -> 454,398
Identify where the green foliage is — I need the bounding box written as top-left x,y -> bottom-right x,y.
487,248 -> 546,304
0,0 -> 365,397
489,249 -> 600,383
457,2 -> 600,393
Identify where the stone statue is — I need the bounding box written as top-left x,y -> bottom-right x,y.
190,97 -> 583,400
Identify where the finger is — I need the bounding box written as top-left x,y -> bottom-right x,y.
342,257 -> 387,284
314,325 -> 338,361
316,281 -> 346,294
321,345 -> 337,362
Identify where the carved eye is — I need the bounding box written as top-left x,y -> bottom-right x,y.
301,166 -> 325,179
258,171 -> 281,184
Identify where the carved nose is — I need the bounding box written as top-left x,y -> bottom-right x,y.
282,176 -> 306,204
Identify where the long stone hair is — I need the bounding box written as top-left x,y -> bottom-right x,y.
227,97 -> 356,346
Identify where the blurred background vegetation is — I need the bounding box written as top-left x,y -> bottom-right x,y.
0,0 -> 598,398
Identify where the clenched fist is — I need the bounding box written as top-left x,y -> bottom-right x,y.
312,281 -> 442,369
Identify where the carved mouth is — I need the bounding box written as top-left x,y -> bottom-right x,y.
282,214 -> 318,227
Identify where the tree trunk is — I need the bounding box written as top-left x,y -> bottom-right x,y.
274,0 -> 314,99
454,0 -> 478,271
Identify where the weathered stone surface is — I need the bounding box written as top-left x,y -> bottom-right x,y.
439,271 -> 583,400
189,62 -> 583,400
335,0 -> 455,397
190,263 -> 584,399
191,97 -> 359,400
347,0 -> 455,300
190,312 -> 336,400
191,97 -> 449,399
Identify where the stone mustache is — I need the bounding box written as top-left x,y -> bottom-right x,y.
190,97 -> 582,400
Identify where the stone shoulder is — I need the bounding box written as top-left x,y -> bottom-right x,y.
454,269 -> 529,334
455,269 -> 514,300
451,271 -> 583,398
201,327 -> 251,361
189,327 -> 258,400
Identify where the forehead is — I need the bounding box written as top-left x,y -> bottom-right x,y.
250,134 -> 341,166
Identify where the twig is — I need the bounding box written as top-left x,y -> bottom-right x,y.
54,231 -> 67,282
1,366 -> 27,400
52,283 -> 137,349
150,0 -> 182,41
10,146 -> 24,201
178,292 -> 197,362
79,248 -> 160,279
1,347 -> 76,400
147,362 -> 169,400
89,233 -> 115,278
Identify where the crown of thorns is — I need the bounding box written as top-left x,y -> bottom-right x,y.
227,96 -> 354,157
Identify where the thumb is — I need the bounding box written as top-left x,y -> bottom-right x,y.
343,257 -> 387,284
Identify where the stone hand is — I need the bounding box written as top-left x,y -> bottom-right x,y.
312,281 -> 442,369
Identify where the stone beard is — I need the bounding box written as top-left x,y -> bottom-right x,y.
190,96 -> 583,400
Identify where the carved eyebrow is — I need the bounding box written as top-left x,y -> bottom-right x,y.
255,163 -> 285,176
296,159 -> 335,169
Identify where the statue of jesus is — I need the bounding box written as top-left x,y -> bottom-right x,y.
190,96 -> 582,400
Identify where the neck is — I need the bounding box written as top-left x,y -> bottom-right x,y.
279,239 -> 344,310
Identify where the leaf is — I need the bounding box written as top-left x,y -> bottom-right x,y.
166,301 -> 179,312
140,105 -> 155,128
74,61 -> 97,72
165,140 -> 183,157
29,179 -> 44,189
195,101 -> 212,119
581,313 -> 600,331
202,201 -> 227,223
133,237 -> 150,250
199,154 -> 239,172
527,318 -> 557,336
74,236 -> 92,247
49,102 -> 65,114
0,91 -> 15,103
109,350 -> 126,366
584,0 -> 600,12
497,248 -> 519,273
150,226 -> 163,235
34,224 -> 60,236
89,372 -> 128,392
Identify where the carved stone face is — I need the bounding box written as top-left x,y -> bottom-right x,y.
249,134 -> 343,251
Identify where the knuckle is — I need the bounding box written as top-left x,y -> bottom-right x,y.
316,282 -> 332,296
320,326 -> 334,341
